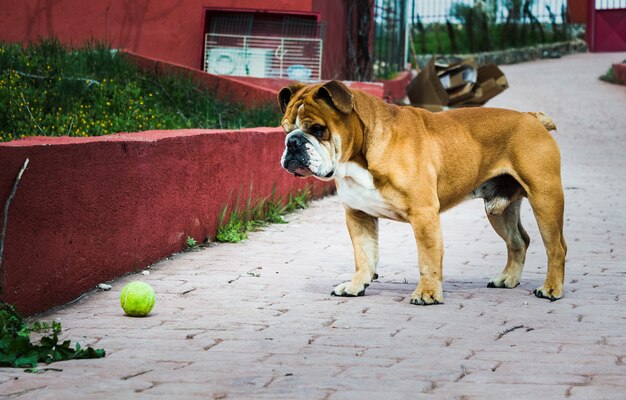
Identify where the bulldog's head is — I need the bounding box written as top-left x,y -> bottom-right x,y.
278,80 -> 356,180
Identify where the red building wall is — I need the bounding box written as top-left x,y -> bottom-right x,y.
0,0 -> 348,79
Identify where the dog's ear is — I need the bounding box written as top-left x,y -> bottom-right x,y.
316,80 -> 354,114
278,82 -> 306,113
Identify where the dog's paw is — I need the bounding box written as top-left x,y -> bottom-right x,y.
487,273 -> 520,289
409,287 -> 444,305
331,281 -> 366,297
534,285 -> 563,301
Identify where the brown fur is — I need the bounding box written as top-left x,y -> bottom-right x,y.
279,81 -> 567,304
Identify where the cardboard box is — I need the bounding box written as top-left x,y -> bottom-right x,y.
458,64 -> 509,106
405,57 -> 449,112
406,57 -> 508,111
437,61 -> 477,90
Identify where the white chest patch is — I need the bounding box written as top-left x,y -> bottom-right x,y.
335,162 -> 403,221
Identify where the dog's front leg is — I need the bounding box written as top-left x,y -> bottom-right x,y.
409,207 -> 444,305
331,208 -> 379,297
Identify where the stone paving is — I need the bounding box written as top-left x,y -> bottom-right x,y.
1,52 -> 626,399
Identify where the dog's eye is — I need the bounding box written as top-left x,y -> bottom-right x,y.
310,124 -> 325,138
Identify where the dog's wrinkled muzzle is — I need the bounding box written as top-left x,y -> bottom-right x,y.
282,133 -> 313,177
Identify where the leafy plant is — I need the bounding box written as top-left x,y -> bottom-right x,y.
0,302 -> 105,369
186,236 -> 198,249
599,65 -> 624,85
216,206 -> 249,243
285,188 -> 310,213
216,187 -> 311,243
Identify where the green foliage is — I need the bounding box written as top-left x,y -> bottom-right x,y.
216,187 -> 311,243
599,65 -> 624,85
405,1 -> 572,60
216,206 -> 250,243
0,302 -> 105,369
411,23 -> 565,57
0,39 -> 281,142
186,236 -> 198,249
285,188 -> 310,213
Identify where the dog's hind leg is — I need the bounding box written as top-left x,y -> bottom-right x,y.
486,199 -> 530,289
527,183 -> 567,301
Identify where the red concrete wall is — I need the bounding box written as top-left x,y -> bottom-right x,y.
0,0 -> 349,79
613,63 -> 626,85
0,129 -> 334,316
379,70 -> 413,103
312,0 -> 349,79
568,0 -> 588,24
121,51 -> 279,107
122,50 -> 389,106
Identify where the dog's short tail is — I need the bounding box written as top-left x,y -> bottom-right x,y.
527,111 -> 557,132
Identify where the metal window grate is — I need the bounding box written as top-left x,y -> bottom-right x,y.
204,33 -> 323,81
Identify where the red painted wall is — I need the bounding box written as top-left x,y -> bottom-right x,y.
379,70 -> 413,102
613,63 -> 626,85
568,0 -> 587,24
121,50 -> 280,107
122,50 -> 390,106
312,0 -> 348,79
0,0 -> 349,79
0,129 -> 333,316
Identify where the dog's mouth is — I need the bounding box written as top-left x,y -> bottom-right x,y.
292,166 -> 314,178
281,133 -> 334,179
284,158 -> 314,177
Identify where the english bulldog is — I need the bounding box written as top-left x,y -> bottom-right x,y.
279,80 -> 566,305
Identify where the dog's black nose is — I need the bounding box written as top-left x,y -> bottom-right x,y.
287,135 -> 304,152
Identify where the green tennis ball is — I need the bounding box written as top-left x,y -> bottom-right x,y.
120,281 -> 155,317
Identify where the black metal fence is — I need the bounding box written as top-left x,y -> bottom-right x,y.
374,0 -> 572,78
374,0 -> 408,79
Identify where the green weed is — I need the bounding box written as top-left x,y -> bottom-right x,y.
186,236 -> 198,249
599,65 -> 624,85
216,187 -> 311,243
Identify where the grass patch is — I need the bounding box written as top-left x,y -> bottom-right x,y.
599,64 -> 624,85
216,187 -> 310,243
0,39 -> 281,142
185,236 -> 198,250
